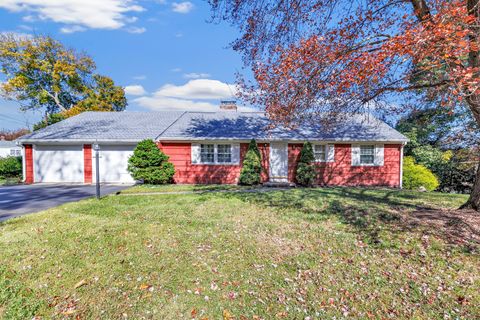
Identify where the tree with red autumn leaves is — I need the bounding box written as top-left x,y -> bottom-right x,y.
210,0 -> 480,210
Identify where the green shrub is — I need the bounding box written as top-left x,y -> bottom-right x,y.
296,142 -> 316,186
403,156 -> 439,191
0,156 -> 22,178
127,139 -> 175,184
239,139 -> 262,185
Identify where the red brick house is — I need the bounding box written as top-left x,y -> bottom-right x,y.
18,108 -> 408,187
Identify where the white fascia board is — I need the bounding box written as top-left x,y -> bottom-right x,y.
18,139 -> 142,145
157,138 -> 409,144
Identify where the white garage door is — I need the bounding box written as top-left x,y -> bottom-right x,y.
94,145 -> 136,183
34,145 -> 84,183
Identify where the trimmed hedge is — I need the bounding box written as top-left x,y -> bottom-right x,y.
127,139 -> 175,184
403,156 -> 439,191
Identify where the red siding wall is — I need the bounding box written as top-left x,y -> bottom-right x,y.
24,144 -> 34,184
158,142 -> 270,184
288,143 -> 402,187
83,144 -> 92,184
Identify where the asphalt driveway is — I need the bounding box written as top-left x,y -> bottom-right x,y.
0,184 -> 132,222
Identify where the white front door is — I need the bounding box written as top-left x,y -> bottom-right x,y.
269,142 -> 289,182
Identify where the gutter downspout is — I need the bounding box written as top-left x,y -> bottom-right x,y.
399,142 -> 405,189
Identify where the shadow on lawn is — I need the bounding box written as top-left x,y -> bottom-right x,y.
216,187 -> 479,250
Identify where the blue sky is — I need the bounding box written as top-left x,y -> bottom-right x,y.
0,0 -> 248,130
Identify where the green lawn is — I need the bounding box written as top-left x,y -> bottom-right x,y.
119,184 -> 253,194
0,187 -> 478,319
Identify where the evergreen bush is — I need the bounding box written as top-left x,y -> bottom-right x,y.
239,139 -> 262,185
296,142 -> 316,186
127,139 -> 175,184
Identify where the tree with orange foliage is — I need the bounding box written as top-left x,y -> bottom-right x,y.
211,0 -> 480,210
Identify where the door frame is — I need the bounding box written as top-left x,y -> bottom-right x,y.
269,142 -> 289,182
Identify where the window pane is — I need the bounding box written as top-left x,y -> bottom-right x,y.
360,155 -> 374,164
359,145 -> 374,164
217,144 -> 232,163
360,145 -> 374,155
314,145 -> 326,161
200,144 -> 214,163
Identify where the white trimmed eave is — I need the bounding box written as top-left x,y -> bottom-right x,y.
19,138 -> 409,145
157,137 -> 409,144
18,139 -> 142,145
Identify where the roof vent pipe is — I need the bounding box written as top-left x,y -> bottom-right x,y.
220,100 -> 237,112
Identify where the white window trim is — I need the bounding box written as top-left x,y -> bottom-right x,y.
352,144 -> 384,167
193,143 -> 240,165
200,143 -> 216,164
359,145 -> 375,166
313,144 -> 327,162
313,143 -> 335,163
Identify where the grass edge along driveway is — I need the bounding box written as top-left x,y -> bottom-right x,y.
0,186 -> 478,319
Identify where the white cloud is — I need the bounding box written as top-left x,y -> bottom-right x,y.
60,25 -> 86,34
133,75 -> 146,80
18,24 -> 33,31
126,26 -> 146,34
171,1 -> 194,14
124,84 -> 147,96
156,79 -> 236,100
134,96 -> 219,111
132,79 -> 253,112
0,0 -> 145,31
171,68 -> 182,73
183,72 -> 211,79
174,32 -> 183,38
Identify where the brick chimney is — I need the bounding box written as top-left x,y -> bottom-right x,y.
220,100 -> 237,111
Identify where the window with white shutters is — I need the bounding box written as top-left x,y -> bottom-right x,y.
360,145 -> 375,165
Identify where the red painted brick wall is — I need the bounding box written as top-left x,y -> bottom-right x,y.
24,144 -> 34,184
288,143 -> 402,187
83,144 -> 92,184
158,142 -> 269,184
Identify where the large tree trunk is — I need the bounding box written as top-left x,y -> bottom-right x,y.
461,162 -> 480,210
462,0 -> 480,210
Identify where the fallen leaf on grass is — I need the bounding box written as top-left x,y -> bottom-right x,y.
223,310 -> 234,320
139,283 -> 152,290
74,279 -> 87,289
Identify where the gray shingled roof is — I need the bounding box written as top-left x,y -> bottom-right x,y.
18,111 -> 408,143
19,111 -> 185,142
159,112 -> 408,142
0,140 -> 17,147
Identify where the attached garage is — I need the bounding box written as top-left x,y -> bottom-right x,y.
94,145 -> 136,184
34,145 -> 84,183
18,111 -> 186,185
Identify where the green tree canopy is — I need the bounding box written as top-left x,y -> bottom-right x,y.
0,33 -> 126,118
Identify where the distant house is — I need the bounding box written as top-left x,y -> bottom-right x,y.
17,103 -> 408,186
0,140 -> 22,158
